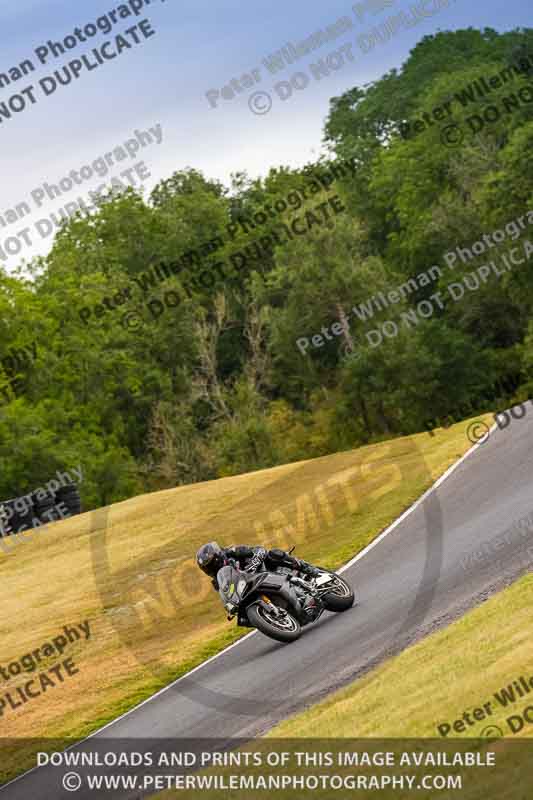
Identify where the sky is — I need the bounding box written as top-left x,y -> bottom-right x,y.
0,0 -> 530,270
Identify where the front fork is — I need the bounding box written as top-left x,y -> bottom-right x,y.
256,592 -> 305,624
258,594 -> 285,615
235,595 -> 282,627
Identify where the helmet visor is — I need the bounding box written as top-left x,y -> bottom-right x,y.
197,545 -> 221,577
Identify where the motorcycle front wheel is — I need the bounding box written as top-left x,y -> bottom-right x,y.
247,601 -> 302,643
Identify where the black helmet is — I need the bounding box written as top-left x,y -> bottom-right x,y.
196,541 -> 224,577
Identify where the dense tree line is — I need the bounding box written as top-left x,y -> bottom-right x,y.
1,27 -> 532,508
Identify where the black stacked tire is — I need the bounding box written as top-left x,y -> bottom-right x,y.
1,479 -> 83,538
55,484 -> 82,515
0,503 -> 14,537
2,499 -> 34,535
32,491 -> 58,523
1,501 -> 24,536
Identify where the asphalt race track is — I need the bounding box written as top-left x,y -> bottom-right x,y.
4,417 -> 533,798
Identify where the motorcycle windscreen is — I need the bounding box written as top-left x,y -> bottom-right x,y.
217,565 -> 247,605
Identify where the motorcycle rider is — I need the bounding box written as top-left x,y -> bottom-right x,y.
196,541 -> 321,619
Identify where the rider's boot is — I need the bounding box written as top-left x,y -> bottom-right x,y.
291,580 -> 321,620
302,595 -> 321,621
297,559 -> 321,577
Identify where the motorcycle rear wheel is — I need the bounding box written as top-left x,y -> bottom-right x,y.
247,602 -> 301,643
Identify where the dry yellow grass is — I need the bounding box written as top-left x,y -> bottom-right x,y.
0,416 -> 489,782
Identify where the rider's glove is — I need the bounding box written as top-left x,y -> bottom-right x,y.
245,547 -> 267,572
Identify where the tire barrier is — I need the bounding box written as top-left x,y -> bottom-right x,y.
0,481 -> 82,538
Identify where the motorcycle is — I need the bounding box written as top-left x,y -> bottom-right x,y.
217,553 -> 355,643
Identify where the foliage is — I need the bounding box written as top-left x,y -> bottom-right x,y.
1,27 -> 533,506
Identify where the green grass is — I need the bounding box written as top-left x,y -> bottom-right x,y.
268,574 -> 533,739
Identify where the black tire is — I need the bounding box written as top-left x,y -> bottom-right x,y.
321,573 -> 356,612
33,492 -> 57,523
0,501 -> 29,536
56,485 -> 78,498
56,486 -> 82,515
0,500 -> 35,533
11,507 -> 34,533
246,602 -> 301,643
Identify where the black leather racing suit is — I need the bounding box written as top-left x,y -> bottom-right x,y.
210,545 -> 313,590
211,545 -> 320,618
